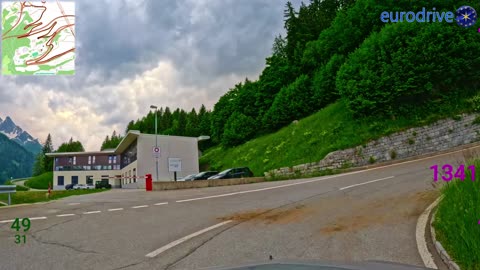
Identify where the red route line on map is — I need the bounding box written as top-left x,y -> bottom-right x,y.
2,1 -> 75,66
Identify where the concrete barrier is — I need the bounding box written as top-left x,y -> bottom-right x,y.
152,177 -> 265,191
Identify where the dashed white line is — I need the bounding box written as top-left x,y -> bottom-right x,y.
68,203 -> 80,205
132,205 -> 148,209
145,220 -> 232,258
339,176 -> 395,190
56,214 -> 75,217
83,211 -> 101,215
29,217 -> 47,220
153,202 -> 168,206
108,208 -> 124,212
0,219 -> 15,224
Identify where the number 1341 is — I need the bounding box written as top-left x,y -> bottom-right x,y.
430,164 -> 475,182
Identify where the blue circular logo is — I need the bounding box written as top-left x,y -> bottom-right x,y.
456,6 -> 477,28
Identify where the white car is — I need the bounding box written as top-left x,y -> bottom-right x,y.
73,184 -> 89,190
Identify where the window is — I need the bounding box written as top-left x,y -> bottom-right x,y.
108,156 -> 112,164
58,176 -> 64,185
86,176 -> 93,185
101,175 -> 109,184
72,176 -> 78,185
68,157 -> 73,164
113,165 -> 120,170
55,158 -> 59,165
133,168 -> 137,183
92,156 -> 96,164
73,156 -> 76,165
88,156 -> 91,165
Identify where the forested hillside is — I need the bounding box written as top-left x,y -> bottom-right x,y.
115,0 -> 480,171
0,133 -> 34,183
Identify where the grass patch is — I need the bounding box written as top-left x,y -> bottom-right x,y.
433,158 -> 480,270
200,100 -> 475,176
0,189 -> 108,205
473,116 -> 480,125
25,172 -> 52,189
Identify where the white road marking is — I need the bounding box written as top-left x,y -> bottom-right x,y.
56,214 -> 75,217
0,219 -> 15,224
153,202 -> 168,206
132,205 -> 148,209
339,176 -> 395,190
83,211 -> 101,214
108,208 -> 124,211
146,220 -> 232,258
416,196 -> 442,269
68,203 -> 80,205
29,217 -> 47,220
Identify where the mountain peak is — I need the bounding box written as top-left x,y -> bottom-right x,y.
0,116 -> 41,154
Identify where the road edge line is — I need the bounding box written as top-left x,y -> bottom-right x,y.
429,197 -> 461,270
145,220 -> 232,258
416,196 -> 442,269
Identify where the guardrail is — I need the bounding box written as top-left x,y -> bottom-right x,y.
0,185 -> 16,205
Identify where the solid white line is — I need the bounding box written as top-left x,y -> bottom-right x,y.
29,217 -> 47,220
145,220 -> 232,258
108,208 -> 124,211
154,202 -> 168,206
0,219 -> 15,224
56,214 -> 75,217
83,211 -> 101,214
416,196 -> 442,269
339,176 -> 395,190
132,205 -> 148,209
68,203 -> 80,205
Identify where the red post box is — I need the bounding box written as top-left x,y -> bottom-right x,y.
145,174 -> 152,191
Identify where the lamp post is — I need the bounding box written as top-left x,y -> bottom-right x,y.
150,105 -> 159,181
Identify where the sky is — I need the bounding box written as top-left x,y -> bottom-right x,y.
0,0 -> 302,151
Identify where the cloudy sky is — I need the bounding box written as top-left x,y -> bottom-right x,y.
0,0 -> 302,150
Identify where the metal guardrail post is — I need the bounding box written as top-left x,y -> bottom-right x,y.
8,193 -> 11,205
0,185 -> 16,205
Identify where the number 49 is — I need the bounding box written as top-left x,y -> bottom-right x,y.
10,218 -> 30,232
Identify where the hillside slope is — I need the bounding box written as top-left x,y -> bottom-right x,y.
200,100 -> 475,176
0,132 -> 34,183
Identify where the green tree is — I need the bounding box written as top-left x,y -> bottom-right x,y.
57,138 -> 85,153
222,112 -> 256,147
32,153 -> 44,176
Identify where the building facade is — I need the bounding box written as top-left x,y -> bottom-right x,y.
47,131 -> 201,190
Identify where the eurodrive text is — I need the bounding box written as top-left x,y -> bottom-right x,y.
380,7 -> 454,23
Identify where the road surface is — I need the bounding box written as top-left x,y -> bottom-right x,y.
0,148 -> 470,270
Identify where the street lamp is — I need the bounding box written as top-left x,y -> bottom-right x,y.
150,105 -> 158,181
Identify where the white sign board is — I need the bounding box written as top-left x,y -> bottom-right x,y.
168,158 -> 182,172
153,147 -> 160,158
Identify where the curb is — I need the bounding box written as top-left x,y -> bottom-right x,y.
0,201 -> 53,209
430,200 -> 462,270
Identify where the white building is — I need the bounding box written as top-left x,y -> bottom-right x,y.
46,131 -> 203,189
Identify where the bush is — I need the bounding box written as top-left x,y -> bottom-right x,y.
263,75 -> 313,130
311,54 -> 345,109
337,22 -> 480,118
25,172 -> 52,189
389,150 -> 397,160
369,156 -> 376,164
221,112 -> 256,147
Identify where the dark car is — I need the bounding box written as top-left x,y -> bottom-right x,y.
65,183 -> 74,190
207,167 -> 254,180
192,171 -> 219,180
95,180 -> 112,189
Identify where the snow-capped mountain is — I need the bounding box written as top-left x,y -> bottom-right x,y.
0,116 -> 42,154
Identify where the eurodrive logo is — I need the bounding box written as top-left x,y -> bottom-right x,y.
380,6 -> 477,28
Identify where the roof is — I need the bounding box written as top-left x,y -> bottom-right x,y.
45,131 -> 209,157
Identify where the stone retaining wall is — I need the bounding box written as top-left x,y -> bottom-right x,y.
266,114 -> 480,178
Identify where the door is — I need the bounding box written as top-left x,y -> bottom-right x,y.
86,176 -> 93,185
72,176 -> 78,185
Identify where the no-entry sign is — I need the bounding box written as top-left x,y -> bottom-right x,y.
153,147 -> 160,158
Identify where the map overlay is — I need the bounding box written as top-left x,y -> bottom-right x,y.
2,1 -> 75,75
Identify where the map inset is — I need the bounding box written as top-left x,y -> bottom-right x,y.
2,1 -> 75,75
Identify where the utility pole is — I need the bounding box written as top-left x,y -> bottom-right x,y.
150,105 -> 159,181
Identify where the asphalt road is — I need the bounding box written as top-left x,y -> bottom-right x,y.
0,148 -> 474,270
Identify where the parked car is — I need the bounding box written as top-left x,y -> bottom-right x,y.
192,171 -> 219,180
73,184 -> 88,190
65,183 -> 74,190
95,180 -> 112,189
208,167 -> 254,180
177,174 -> 196,181
86,184 -> 95,189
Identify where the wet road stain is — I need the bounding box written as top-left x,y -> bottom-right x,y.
218,204 -> 312,225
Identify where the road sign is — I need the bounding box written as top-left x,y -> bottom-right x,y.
168,158 -> 182,172
153,147 -> 160,158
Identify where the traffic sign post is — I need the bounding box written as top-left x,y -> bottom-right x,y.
168,158 -> 182,181
152,147 -> 160,158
